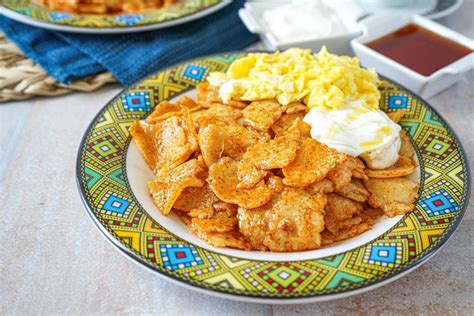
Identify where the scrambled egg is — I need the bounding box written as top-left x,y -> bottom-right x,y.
207,47 -> 381,110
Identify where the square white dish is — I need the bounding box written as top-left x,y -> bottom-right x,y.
351,13 -> 474,99
238,0 -> 364,54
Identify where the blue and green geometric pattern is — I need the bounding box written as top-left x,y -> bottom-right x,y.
184,65 -> 207,81
160,244 -> 203,270
115,14 -> 143,26
103,195 -> 130,214
388,95 -> 409,109
121,92 -> 151,112
420,189 -> 459,217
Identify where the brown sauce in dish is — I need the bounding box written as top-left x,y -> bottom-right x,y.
367,23 -> 472,76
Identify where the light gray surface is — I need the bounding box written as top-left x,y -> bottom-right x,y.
0,2 -> 473,315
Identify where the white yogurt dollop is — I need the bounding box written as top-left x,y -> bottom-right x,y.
303,100 -> 401,169
262,0 -> 346,44
360,136 -> 401,169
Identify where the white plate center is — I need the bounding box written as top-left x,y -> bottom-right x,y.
126,90 -> 419,262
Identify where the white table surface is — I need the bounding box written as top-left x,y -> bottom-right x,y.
1,2 -> 473,314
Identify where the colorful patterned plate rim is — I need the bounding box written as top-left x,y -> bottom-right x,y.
0,0 -> 229,34
76,52 -> 471,303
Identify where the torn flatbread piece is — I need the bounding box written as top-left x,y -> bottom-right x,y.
272,112 -> 306,136
192,229 -> 250,250
196,82 -> 221,107
324,193 -> 364,234
327,156 -> 367,190
306,179 -> 334,195
173,184 -> 218,217
283,138 -> 347,187
366,156 -> 416,178
148,159 -> 205,215
284,102 -> 306,114
199,122 -> 263,166
365,178 -> 420,217
242,99 -> 283,131
238,134 -> 299,188
191,104 -> 242,129
400,130 -> 416,160
191,211 -> 238,233
147,101 -> 182,122
208,157 -> 273,209
238,187 -> 326,251
130,114 -> 198,176
334,178 -> 370,202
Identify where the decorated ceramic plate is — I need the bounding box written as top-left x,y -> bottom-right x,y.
76,52 -> 470,303
0,0 -> 230,34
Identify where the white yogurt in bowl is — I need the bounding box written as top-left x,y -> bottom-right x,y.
238,0 -> 364,54
261,0 -> 347,44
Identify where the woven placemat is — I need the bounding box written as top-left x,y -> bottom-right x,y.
0,32 -> 117,103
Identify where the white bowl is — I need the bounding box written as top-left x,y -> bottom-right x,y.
238,0 -> 364,55
351,13 -> 474,99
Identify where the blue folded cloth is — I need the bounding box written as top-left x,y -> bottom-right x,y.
0,0 -> 258,86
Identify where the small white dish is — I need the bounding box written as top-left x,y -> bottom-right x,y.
351,13 -> 474,99
238,0 -> 365,54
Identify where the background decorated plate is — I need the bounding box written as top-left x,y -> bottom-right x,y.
0,0 -> 230,34
76,52 -> 470,303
